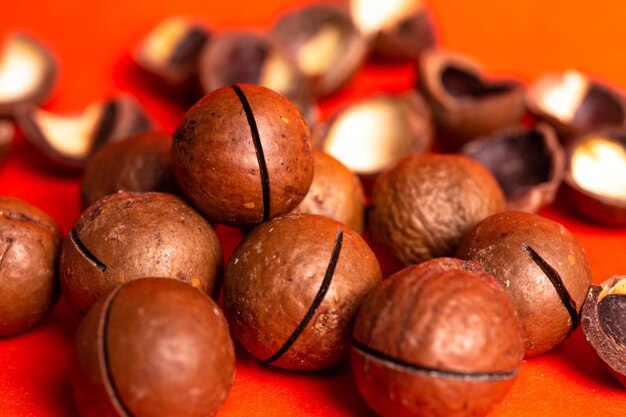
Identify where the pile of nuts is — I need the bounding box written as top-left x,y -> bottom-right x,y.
0,1 -> 625,417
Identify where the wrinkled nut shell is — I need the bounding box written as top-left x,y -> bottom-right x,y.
172,84 -> 314,227
0,33 -> 57,117
291,150 -> 365,233
582,276 -> 626,387
223,213 -> 382,370
369,153 -> 505,265
60,192 -> 223,315
461,123 -> 564,213
0,197 -> 62,336
70,278 -> 235,417
351,258 -> 524,417
457,211 -> 592,357
81,131 -> 178,209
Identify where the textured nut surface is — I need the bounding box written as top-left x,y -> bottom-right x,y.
172,84 -> 313,227
81,131 -> 177,208
0,197 -> 61,336
292,150 -> 365,233
351,258 -> 524,417
457,211 -> 592,357
369,153 -> 505,264
60,192 -> 222,315
70,278 -> 235,417
223,213 -> 381,370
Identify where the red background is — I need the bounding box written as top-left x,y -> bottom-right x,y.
2,0 -> 626,416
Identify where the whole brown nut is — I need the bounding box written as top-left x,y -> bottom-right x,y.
222,213 -> 382,370
70,278 -> 235,417
456,211 -> 593,357
581,276 -> 626,387
0,197 -> 62,336
81,131 -> 178,209
351,258 -> 524,417
60,191 -> 223,315
291,150 -> 365,233
172,84 -> 314,228
368,153 -> 505,265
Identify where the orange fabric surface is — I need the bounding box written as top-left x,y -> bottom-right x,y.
1,0 -> 626,416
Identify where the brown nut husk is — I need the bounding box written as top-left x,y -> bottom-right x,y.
0,33 -> 57,117
291,150 -> 365,233
461,123 -> 564,213
526,70 -> 626,140
271,4 -> 367,98
418,48 -> 525,150
222,213 -> 382,370
562,129 -> 626,226
351,258 -> 524,417
59,191 -> 223,316
172,84 -> 314,228
70,278 -> 235,417
0,196 -> 62,336
16,93 -> 154,172
369,153 -> 505,265
582,276 -> 626,387
317,91 -> 432,177
456,211 -> 593,357
0,120 -> 13,162
349,0 -> 436,60
198,31 -> 316,124
80,131 -> 178,209
132,16 -> 210,90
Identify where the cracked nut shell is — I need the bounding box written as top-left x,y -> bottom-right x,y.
582,276 -> 626,387
80,131 -> 178,209
172,84 -> 314,228
222,213 -> 381,370
59,191 -> 223,315
456,211 -> 592,357
291,150 -> 365,233
418,48 -> 525,150
562,129 -> 626,226
70,278 -> 235,417
368,153 -> 505,265
351,257 -> 524,417
0,196 -> 62,336
461,123 -> 564,213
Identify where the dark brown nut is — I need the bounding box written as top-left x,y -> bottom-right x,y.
0,120 -> 13,162
198,31 -> 316,124
0,197 -> 62,336
351,258 -> 524,417
172,84 -> 314,228
562,129 -> 626,226
418,48 -> 525,150
317,91 -> 432,177
271,4 -> 367,98
16,93 -> 154,172
291,150 -> 365,233
0,33 -> 57,117
582,276 -> 626,387
80,131 -> 178,209
525,70 -> 626,140
456,211 -> 593,357
132,16 -> 210,90
349,0 -> 436,60
369,153 -> 505,265
461,123 -> 564,213
59,191 -> 223,315
71,278 -> 235,417
223,213 -> 381,370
